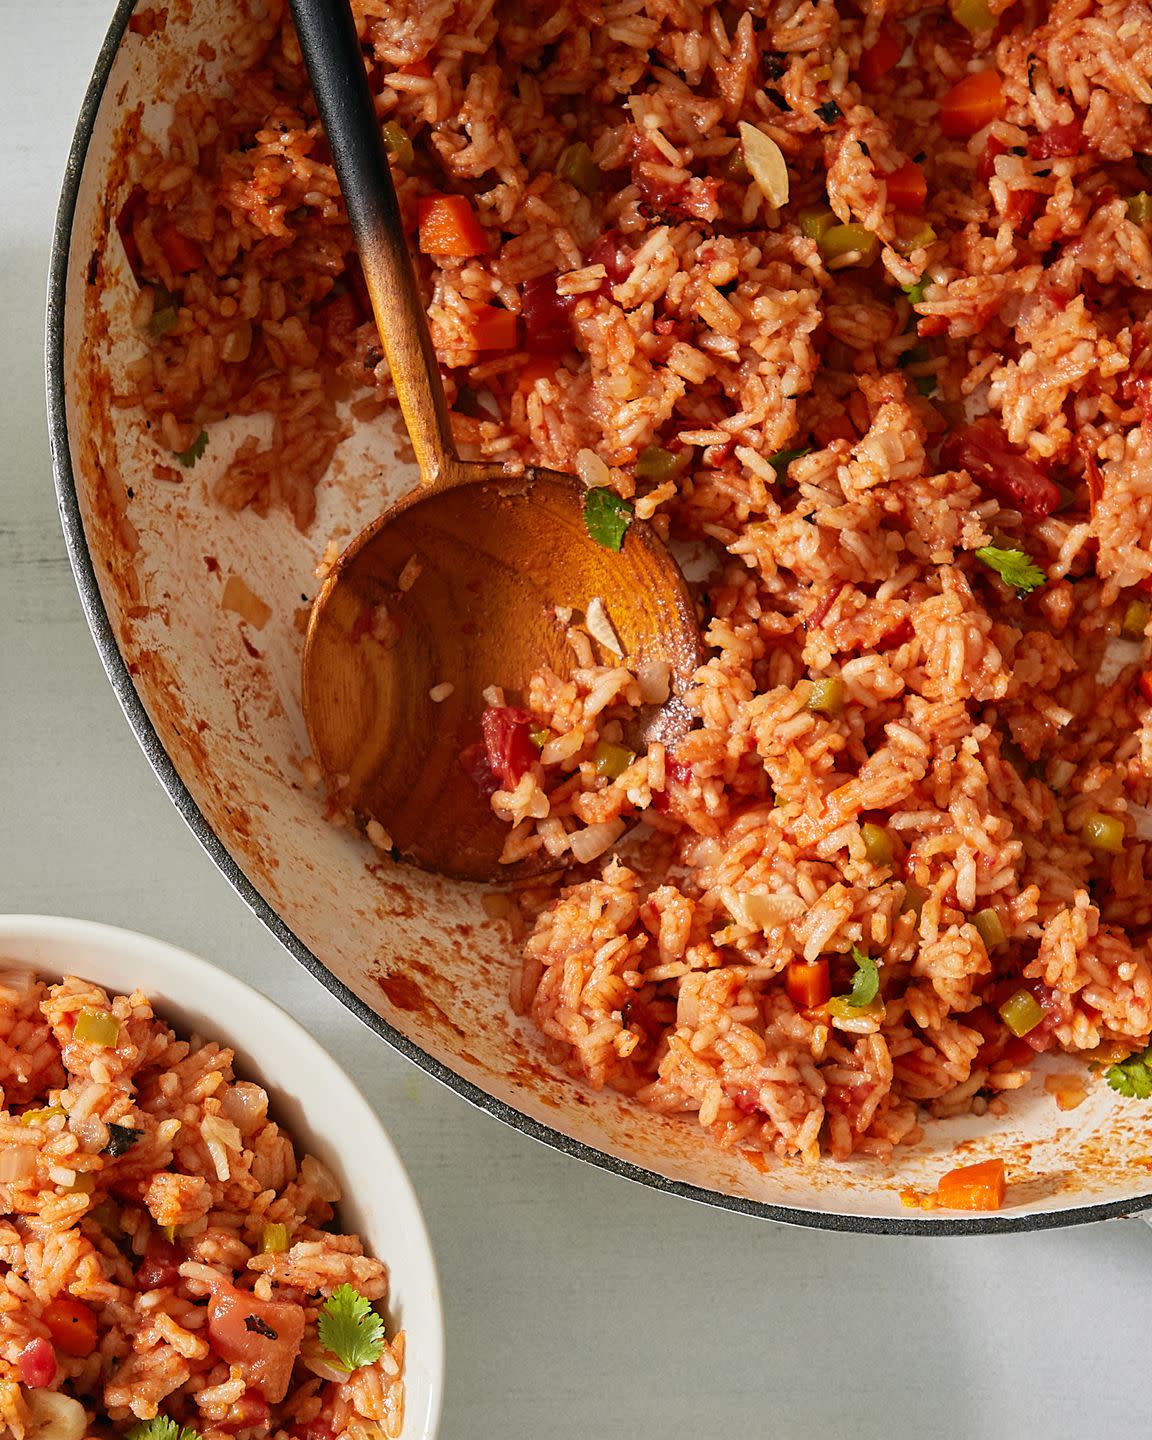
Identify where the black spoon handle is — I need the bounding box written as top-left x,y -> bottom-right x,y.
287,0 -> 456,483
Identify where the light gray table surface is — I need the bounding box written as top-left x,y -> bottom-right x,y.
3,3 -> 1150,1436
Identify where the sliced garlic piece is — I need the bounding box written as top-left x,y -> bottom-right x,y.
738,122 -> 790,209
585,597 -> 624,657
25,1390 -> 88,1440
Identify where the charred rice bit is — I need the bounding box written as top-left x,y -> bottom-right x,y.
121,0 -> 1152,1163
0,974 -> 404,1438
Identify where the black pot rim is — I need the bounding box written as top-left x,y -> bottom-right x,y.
44,0 -> 1152,1237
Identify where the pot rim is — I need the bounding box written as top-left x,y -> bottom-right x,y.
44,0 -> 1152,1236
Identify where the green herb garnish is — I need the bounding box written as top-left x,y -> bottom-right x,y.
1105,1045 -> 1152,1099
583,487 -> 633,551
902,275 -> 929,306
175,430 -> 208,468
127,1418 -> 199,1440
975,545 -> 1047,594
767,445 -> 813,478
842,945 -> 880,1008
317,1283 -> 387,1373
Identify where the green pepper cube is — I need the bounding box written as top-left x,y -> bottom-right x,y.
999,988 -> 1045,1038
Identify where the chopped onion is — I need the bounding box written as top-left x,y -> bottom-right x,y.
221,1081 -> 268,1137
586,597 -> 624,656
26,1390 -> 87,1440
1097,636 -> 1144,687
576,448 -> 611,488
738,122 -> 790,209
569,817 -> 627,864
720,886 -> 805,932
0,1147 -> 38,1182
1128,804 -> 1152,841
637,659 -> 671,704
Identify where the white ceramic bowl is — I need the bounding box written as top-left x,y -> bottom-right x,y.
0,914 -> 443,1439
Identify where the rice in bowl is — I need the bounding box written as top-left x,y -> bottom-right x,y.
0,970 -> 405,1439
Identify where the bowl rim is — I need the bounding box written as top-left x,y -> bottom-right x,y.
44,0 -> 1152,1237
0,912 -> 445,1437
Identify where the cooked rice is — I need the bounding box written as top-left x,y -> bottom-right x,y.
115,0 -> 1152,1163
0,974 -> 403,1437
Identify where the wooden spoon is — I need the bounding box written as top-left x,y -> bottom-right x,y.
291,0 -> 703,882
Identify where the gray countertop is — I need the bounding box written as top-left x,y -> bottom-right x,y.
3,3 -> 1150,1435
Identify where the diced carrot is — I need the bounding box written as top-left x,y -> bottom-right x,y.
858,25 -> 903,90
884,161 -> 927,211
938,69 -> 1005,138
42,1297 -> 99,1358
463,304 -> 518,350
786,959 -> 831,1010
155,223 -> 203,275
516,356 -> 558,393
417,195 -> 489,257
935,1157 -> 1006,1211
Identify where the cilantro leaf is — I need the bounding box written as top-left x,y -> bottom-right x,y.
975,545 -> 1047,595
175,430 -> 208,468
1106,1045 -> 1152,1099
583,487 -> 633,551
767,445 -> 813,478
317,1283 -> 387,1373
127,1418 -> 198,1440
844,946 -> 879,1008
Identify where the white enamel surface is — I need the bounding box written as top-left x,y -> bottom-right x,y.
0,916 -> 443,1439
55,0 -> 1152,1225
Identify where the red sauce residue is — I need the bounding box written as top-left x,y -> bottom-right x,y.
204,555 -> 220,573
378,973 -> 424,1012
128,7 -> 168,35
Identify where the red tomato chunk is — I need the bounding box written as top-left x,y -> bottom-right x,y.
521,274 -> 576,355
137,1233 -> 183,1288
942,418 -> 1060,521
207,1286 -> 306,1404
16,1338 -> 56,1389
481,706 -> 536,790
1028,120 -> 1082,160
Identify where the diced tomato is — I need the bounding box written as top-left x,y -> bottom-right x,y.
515,356 -> 558,394
1028,120 -> 1082,160
42,1297 -> 99,1359
1004,187 -> 1041,229
16,1338 -> 56,1389
460,741 -> 499,799
398,59 -> 432,77
916,314 -> 949,338
941,417 -> 1060,521
480,706 -> 536,790
651,756 -> 694,813
521,274 -> 576,355
935,1157 -> 1007,1211
207,1285 -> 305,1404
221,1390 -> 272,1433
938,69 -> 1005,138
155,223 -> 203,276
463,303 -> 518,350
857,25 -> 904,90
977,135 -> 1007,184
1140,672 -> 1152,706
587,231 -> 633,287
876,616 -> 914,650
1022,984 -> 1065,1053
416,195 -> 489,257
786,959 -> 832,1009
116,186 -> 148,284
884,161 -> 927,211
136,1232 -> 182,1288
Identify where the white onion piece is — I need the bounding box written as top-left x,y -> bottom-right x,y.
637,659 -> 671,705
26,1390 -> 87,1440
1097,636 -> 1144,687
738,122 -> 790,208
0,1146 -> 38,1182
1129,804 -> 1152,841
586,597 -> 624,657
576,448 -> 611,488
720,886 -> 805,932
221,1081 -> 268,1137
569,818 -> 627,864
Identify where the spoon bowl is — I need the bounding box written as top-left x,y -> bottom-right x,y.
288,0 -> 703,881
303,462 -> 701,880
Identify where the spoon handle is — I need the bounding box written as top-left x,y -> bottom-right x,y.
287,0 -> 456,485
